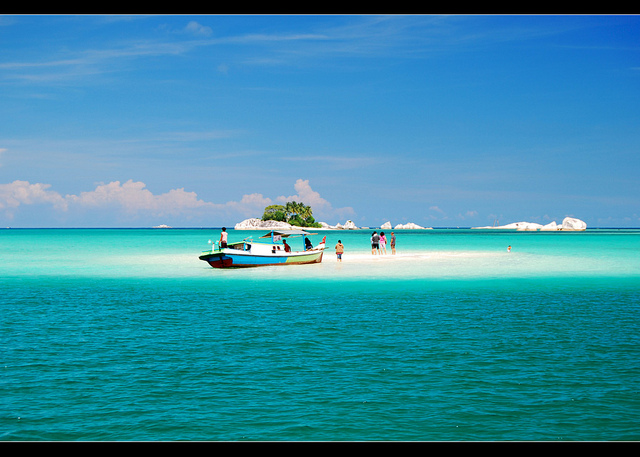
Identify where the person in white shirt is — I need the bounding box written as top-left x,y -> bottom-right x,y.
220,227 -> 228,248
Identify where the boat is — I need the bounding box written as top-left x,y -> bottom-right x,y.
199,229 -> 326,268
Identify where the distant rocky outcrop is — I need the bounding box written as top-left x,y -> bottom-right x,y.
381,220 -> 432,229
320,220 -> 358,230
540,221 -> 558,231
234,218 -> 296,230
472,221 -> 539,230
318,220 -> 434,230
560,217 -> 587,231
235,218 -> 434,230
339,220 -> 358,230
472,217 -> 587,231
394,222 -> 431,230
516,222 -> 544,231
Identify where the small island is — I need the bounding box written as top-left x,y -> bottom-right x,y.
260,201 -> 321,228
235,201 -> 321,230
234,202 -> 433,231
233,204 -> 586,232
472,217 -> 587,231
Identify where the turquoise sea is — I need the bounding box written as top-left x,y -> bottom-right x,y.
1,228 -> 639,441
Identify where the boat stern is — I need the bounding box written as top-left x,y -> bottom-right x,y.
199,250 -> 234,268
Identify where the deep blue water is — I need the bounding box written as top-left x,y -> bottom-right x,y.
1,229 -> 639,441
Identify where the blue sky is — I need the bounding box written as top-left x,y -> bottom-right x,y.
1,14 -> 639,227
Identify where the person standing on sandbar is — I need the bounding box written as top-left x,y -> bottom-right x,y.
335,240 -> 344,262
371,231 -> 380,255
390,232 -> 396,255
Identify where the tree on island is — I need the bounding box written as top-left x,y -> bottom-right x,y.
261,201 -> 321,228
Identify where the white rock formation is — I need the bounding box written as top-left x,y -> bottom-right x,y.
540,221 -> 558,231
236,218 -> 363,230
516,222 -> 544,231
394,222 -> 431,229
381,221 -> 392,229
498,222 -> 537,230
334,220 -> 358,230
344,220 -> 358,230
472,217 -> 586,231
561,217 -> 587,231
234,218 -> 294,230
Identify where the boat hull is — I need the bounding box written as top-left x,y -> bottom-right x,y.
199,249 -> 324,269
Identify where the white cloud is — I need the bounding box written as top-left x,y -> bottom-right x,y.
0,179 -> 216,221
276,179 -> 354,221
278,179 -> 330,211
0,180 -> 68,211
0,178 -> 350,225
184,21 -> 213,37
66,180 -> 213,216
219,192 -> 274,218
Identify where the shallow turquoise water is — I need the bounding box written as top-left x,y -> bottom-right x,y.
1,228 -> 639,441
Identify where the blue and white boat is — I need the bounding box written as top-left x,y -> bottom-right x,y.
199,230 -> 326,268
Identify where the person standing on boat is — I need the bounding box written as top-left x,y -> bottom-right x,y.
305,237 -> 313,250
220,227 -> 228,248
390,232 -> 396,255
283,239 -> 291,252
335,240 -> 344,262
379,232 -> 387,255
371,231 -> 380,255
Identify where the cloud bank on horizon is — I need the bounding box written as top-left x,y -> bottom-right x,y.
1,15 -> 640,227
0,178 -> 353,227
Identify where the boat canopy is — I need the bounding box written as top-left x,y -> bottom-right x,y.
258,230 -> 317,239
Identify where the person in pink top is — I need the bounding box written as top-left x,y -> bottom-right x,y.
379,232 -> 387,255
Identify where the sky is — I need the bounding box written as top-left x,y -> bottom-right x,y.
1,14 -> 639,228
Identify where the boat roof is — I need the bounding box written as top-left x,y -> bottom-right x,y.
258,229 -> 317,238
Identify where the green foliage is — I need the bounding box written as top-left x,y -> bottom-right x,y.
261,201 -> 320,228
261,204 -> 286,222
